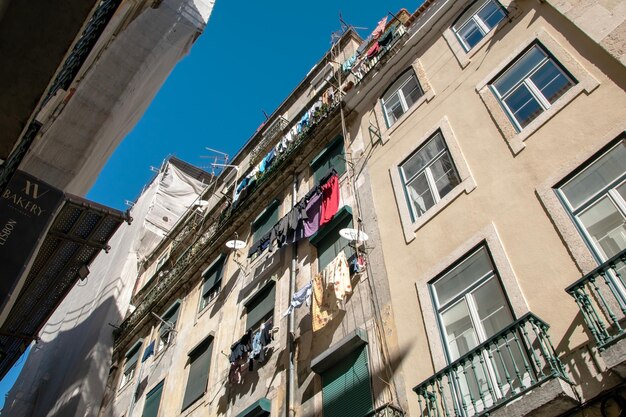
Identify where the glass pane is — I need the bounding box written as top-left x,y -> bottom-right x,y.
458,19 -> 485,50
401,133 -> 446,181
478,0 -> 506,30
406,172 -> 435,218
434,247 -> 494,307
442,299 -> 479,359
453,0 -> 491,32
384,93 -> 404,125
493,46 -> 546,95
430,152 -> 461,199
578,196 -> 626,260
472,278 -> 513,338
561,141 -> 626,210
530,60 -> 573,104
503,83 -> 544,128
401,76 -> 423,108
382,71 -> 414,103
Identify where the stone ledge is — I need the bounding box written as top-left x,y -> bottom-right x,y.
490,378 -> 578,417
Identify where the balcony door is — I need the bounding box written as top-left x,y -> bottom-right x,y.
432,247 -> 529,415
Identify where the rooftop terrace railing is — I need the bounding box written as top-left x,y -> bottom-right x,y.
566,249 -> 626,350
413,313 -> 569,417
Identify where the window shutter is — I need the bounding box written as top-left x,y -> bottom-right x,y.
181,338 -> 213,411
160,302 -> 180,337
252,201 -> 280,243
142,380 -> 164,417
245,282 -> 276,331
321,346 -> 373,417
312,137 -> 346,184
202,260 -> 224,296
124,342 -> 142,373
315,216 -> 353,271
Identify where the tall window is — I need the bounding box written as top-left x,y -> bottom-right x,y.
491,44 -> 575,131
321,347 -> 373,417
181,338 -> 213,411
245,282 -> 275,331
399,132 -> 461,221
252,200 -> 280,244
431,246 -> 525,412
381,70 -> 424,126
142,380 -> 164,417
557,138 -> 626,266
199,256 -> 224,311
120,341 -> 142,387
311,136 -> 347,184
452,0 -> 506,51
157,301 -> 180,352
311,207 -> 354,271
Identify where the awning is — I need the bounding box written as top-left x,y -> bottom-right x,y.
0,193 -> 130,378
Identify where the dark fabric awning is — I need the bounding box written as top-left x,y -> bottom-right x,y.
0,194 -> 130,378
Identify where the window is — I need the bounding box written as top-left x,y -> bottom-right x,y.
155,251 -> 169,272
399,132 -> 461,222
311,136 -> 347,184
181,338 -> 213,411
431,246 -> 527,413
453,0 -> 506,51
310,206 -> 354,271
245,282 -> 275,331
157,301 -> 180,352
142,380 -> 164,417
120,341 -> 142,388
557,138 -> 626,274
321,346 -> 373,417
252,200 -> 280,244
491,44 -> 575,131
381,70 -> 424,126
199,255 -> 225,311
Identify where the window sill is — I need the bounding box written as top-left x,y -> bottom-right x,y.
180,397 -> 206,416
476,27 -> 600,155
196,296 -> 220,321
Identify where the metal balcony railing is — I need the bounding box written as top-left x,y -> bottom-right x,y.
366,403 -> 405,417
350,24 -> 408,85
413,313 -> 569,417
566,249 -> 626,349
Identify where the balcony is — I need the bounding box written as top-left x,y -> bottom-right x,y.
413,313 -> 576,417
566,249 -> 626,376
367,403 -> 405,417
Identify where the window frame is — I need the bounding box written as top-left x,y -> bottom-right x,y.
156,301 -> 180,353
452,0 -> 507,52
399,131 -> 462,222
198,255 -> 225,312
380,69 -> 424,128
244,280 -> 276,332
490,43 -> 576,132
120,340 -> 143,389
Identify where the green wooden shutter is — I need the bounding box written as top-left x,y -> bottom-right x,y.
245,282 -> 276,330
142,380 -> 164,417
181,338 -> 213,411
124,342 -> 142,373
312,137 -> 347,184
252,201 -> 280,243
321,347 -> 373,417
316,216 -> 353,271
202,258 -> 224,296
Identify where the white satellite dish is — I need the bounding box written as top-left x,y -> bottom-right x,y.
339,228 -> 369,242
226,240 -> 246,250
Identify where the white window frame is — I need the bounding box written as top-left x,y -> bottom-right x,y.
491,44 -> 575,132
453,0 -> 506,52
399,132 -> 461,222
381,70 -> 424,127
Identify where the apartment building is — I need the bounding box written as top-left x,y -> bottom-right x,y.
71,1 -> 626,417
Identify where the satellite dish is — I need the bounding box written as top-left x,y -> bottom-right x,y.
339,228 -> 369,242
226,240 -> 246,250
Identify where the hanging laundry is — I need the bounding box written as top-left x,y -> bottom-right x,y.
301,191 -> 322,238
351,254 -> 367,274
320,174 -> 340,226
248,319 -> 274,371
229,330 -> 252,384
141,340 -> 155,362
326,251 -> 351,303
367,42 -> 381,59
341,53 -> 357,72
282,281 -> 313,317
378,27 -> 395,48
247,233 -> 271,258
372,16 -> 388,39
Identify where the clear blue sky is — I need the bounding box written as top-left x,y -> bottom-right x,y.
87,0 -> 420,209
1,0 -> 422,409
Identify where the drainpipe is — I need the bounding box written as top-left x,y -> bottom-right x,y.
287,174 -> 298,417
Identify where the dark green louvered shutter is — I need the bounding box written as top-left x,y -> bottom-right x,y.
202,259 -> 224,297
142,380 -> 164,417
124,342 -> 142,373
321,346 -> 373,417
311,207 -> 354,271
181,338 -> 213,411
245,282 -> 276,331
252,200 -> 280,243
312,137 -> 346,184
160,302 -> 180,337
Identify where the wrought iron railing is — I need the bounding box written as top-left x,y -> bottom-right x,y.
350,25 -> 408,84
566,249 -> 626,349
413,313 -> 569,417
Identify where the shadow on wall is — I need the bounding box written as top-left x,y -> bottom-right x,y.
2,293 -> 123,417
